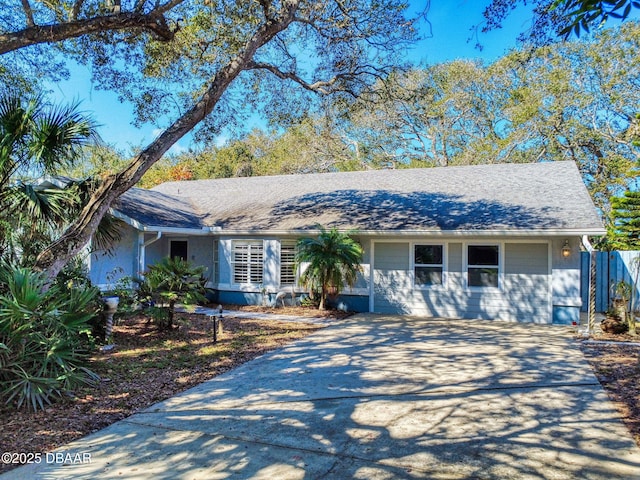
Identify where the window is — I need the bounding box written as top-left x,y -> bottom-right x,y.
232,241 -> 263,284
170,240 -> 188,261
467,245 -> 499,288
414,244 -> 443,286
280,241 -> 297,286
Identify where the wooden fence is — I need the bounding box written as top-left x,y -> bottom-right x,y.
581,251 -> 640,313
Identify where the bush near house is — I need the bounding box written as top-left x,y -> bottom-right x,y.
136,257 -> 208,330
0,264 -> 100,411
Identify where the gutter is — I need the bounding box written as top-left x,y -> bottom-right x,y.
581,235 -> 595,253
138,231 -> 162,277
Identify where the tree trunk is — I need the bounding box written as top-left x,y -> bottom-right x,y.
319,286 -> 326,311
34,4 -> 299,280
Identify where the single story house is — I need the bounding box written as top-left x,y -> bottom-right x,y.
89,161 -> 605,324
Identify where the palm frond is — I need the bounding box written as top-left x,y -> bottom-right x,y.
5,183 -> 78,227
295,226 -> 363,309
91,213 -> 125,254
29,102 -> 99,174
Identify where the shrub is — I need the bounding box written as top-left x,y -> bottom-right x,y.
0,264 -> 100,410
105,267 -> 138,314
136,257 -> 207,330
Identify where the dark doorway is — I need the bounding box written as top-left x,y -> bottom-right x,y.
170,240 -> 188,261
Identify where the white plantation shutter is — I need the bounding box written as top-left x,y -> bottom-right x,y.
232,241 -> 263,284
280,241 -> 297,285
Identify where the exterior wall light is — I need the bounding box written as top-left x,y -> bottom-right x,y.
561,240 -> 571,258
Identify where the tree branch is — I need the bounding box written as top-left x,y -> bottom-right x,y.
21,0 -> 35,27
247,60 -> 357,96
0,9 -> 179,55
134,0 -> 147,13
34,0 -> 301,278
71,0 -> 86,21
154,0 -> 185,16
258,0 -> 272,19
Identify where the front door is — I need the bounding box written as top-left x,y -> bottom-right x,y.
170,240 -> 188,261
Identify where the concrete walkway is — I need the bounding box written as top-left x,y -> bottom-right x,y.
4,314 -> 640,479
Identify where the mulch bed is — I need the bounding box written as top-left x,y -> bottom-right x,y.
0,312 -> 326,474
580,333 -> 640,447
220,303 -> 353,319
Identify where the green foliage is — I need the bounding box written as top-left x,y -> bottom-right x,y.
0,91 -> 100,265
0,93 -> 97,187
140,22 -> 640,221
295,227 -> 364,310
481,0 -> 640,45
342,23 -> 640,213
0,263 -> 100,411
553,0 -> 640,38
610,190 -> 640,249
62,144 -> 130,179
137,257 -> 207,330
107,274 -> 138,315
54,255 -> 94,291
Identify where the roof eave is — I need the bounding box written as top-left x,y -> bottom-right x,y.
199,227 -> 608,237
111,209 -> 606,237
109,209 -> 209,235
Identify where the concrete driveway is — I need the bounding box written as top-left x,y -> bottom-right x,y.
5,314 -> 640,479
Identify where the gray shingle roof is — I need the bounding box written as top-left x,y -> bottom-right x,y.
114,188 -> 202,230
114,161 -> 604,234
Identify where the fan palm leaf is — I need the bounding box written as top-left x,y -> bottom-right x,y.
0,92 -> 99,265
295,226 -> 363,310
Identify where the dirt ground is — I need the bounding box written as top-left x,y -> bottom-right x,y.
1,311 -> 639,474
0,311 -> 325,474
580,331 -> 640,447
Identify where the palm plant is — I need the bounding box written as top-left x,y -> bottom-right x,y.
0,92 -> 99,265
0,93 -> 96,189
295,226 -> 364,310
0,263 -> 100,410
137,257 -> 208,330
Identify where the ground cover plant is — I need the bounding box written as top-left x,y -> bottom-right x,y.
0,264 -> 100,411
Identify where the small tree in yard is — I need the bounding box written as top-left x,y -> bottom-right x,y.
296,227 -> 363,311
610,191 -> 640,250
137,257 -> 207,331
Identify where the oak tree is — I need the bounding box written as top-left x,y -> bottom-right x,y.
0,0 -> 417,278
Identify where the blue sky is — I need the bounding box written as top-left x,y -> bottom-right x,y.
46,1 -> 541,155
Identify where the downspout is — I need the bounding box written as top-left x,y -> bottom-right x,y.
139,232 -> 162,277
582,235 -> 596,335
